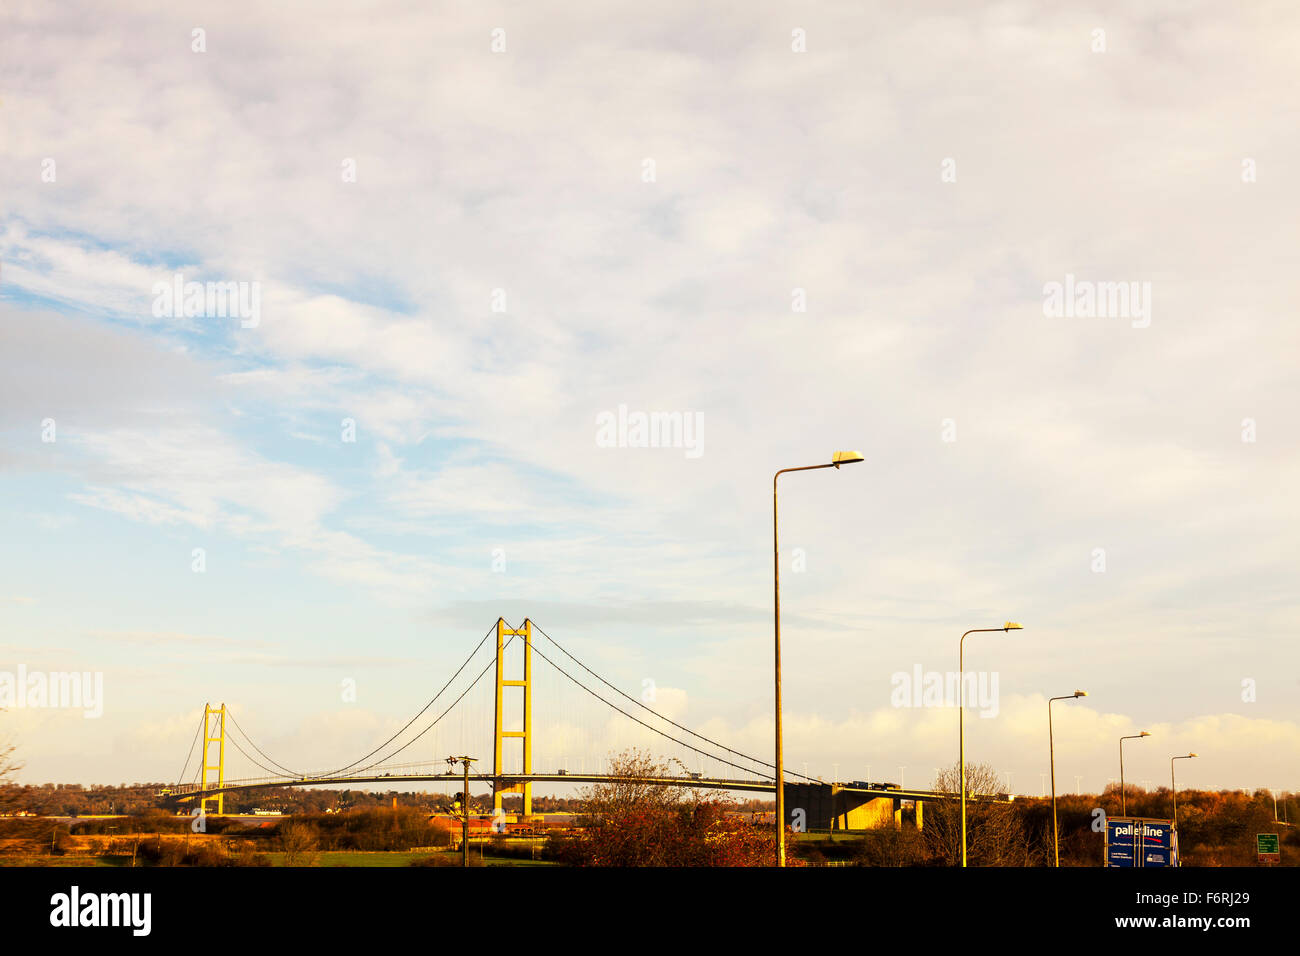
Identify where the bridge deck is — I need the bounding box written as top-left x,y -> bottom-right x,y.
166,773 -> 1009,804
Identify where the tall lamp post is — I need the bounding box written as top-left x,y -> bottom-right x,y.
1048,690 -> 1087,867
959,622 -> 1023,867
1171,753 -> 1197,827
1118,732 -> 1149,816
774,450 -> 864,867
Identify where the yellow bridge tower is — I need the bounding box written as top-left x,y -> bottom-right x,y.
492,619 -> 532,816
200,702 -> 226,816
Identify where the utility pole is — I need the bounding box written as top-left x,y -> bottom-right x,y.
447,755 -> 477,867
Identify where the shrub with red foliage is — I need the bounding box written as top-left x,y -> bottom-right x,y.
556,749 -> 780,867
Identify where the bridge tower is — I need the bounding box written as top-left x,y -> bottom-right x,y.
492,619 -> 532,816
200,702 -> 226,816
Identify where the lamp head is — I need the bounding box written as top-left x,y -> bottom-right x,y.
1004,622 -> 1023,631
1188,752 -> 1198,758
832,450 -> 864,469
1140,731 -> 1150,738
1074,690 -> 1087,697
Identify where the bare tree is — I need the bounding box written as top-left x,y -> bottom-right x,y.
578,748 -> 684,819
278,820 -> 320,865
923,761 -> 1036,866
560,749 -> 768,866
0,710 -> 22,814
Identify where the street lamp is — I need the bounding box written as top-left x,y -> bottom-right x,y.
1048,690 -> 1086,867
1171,753 -> 1197,827
774,450 -> 863,867
1119,732 -> 1150,816
959,622 -> 1023,868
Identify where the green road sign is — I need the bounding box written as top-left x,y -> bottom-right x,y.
1256,832 -> 1280,862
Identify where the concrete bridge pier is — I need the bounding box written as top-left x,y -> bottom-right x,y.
783,782 -> 925,831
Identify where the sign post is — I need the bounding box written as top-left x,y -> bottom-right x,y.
1256,832 -> 1280,865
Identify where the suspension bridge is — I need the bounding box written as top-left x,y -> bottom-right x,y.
161,618 -> 986,828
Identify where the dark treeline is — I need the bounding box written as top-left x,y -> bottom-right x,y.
248,808 -> 456,855
841,786 -> 1298,867
0,783 -> 592,817
2,780 -> 1293,867
3,779 -> 756,818
7,808 -> 454,862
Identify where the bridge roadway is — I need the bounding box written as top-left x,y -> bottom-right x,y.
165,772 -> 1003,805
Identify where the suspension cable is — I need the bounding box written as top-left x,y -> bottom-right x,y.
531,620 -> 817,781
175,618 -> 824,791
224,708 -> 303,778
325,634 -> 516,776
175,709 -> 204,784
527,638 -> 771,779
315,619 -> 501,777
222,723 -> 294,778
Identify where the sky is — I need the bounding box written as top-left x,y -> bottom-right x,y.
1,0 -> 1297,800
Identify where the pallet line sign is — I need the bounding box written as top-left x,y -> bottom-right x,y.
1105,817 -> 1178,867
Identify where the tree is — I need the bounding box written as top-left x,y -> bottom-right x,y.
278,820 -> 320,865
557,749 -> 776,866
581,749 -> 682,820
922,762 -> 1035,866
0,710 -> 22,814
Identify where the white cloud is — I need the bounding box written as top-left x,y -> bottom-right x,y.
1,1 -> 1297,787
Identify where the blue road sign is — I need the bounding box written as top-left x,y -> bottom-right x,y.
1105,817 -> 1178,867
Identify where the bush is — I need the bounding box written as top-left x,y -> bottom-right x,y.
133,836 -> 233,867
854,827 -> 929,867
186,843 -> 232,867
278,821 -> 319,865
50,828 -> 75,856
274,808 -> 452,852
235,841 -> 272,867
